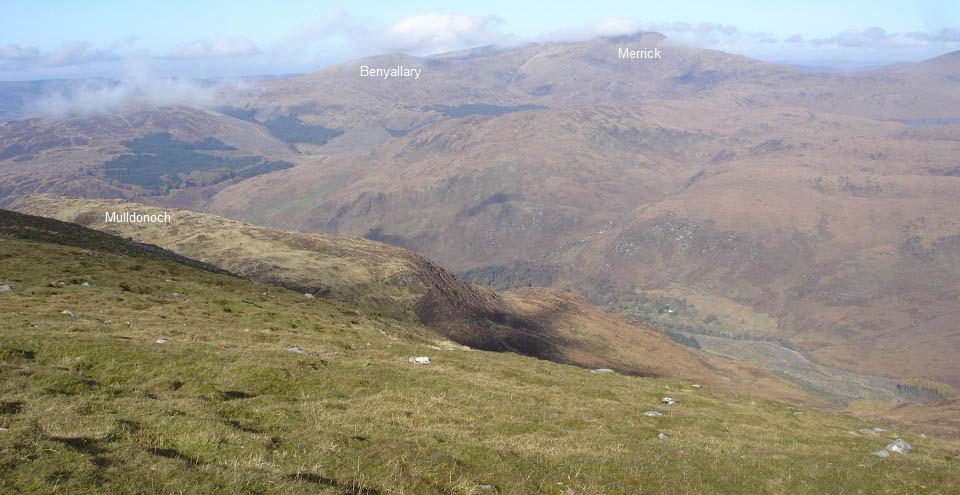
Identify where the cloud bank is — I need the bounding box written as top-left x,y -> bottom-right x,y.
168,38 -> 261,59
379,13 -> 508,54
28,60 -> 217,117
3,12 -> 960,81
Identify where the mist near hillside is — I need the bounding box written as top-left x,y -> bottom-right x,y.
27,67 -> 216,118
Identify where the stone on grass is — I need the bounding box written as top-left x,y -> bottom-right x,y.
408,356 -> 431,365
658,432 -> 669,440
691,384 -> 702,389
155,339 -> 168,345
61,309 -> 75,318
285,346 -> 308,355
81,282 -> 91,288
644,410 -> 664,417
303,293 -> 315,300
591,368 -> 615,374
859,427 -> 886,434
661,397 -> 676,405
886,438 -> 912,454
0,285 -> 13,292
873,449 -> 890,458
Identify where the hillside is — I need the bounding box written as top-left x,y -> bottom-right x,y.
2,33 -> 960,423
204,99 -> 960,390
193,38 -> 960,393
222,32 -> 960,132
13,195 -> 809,399
0,106 -> 295,210
2,208 -> 960,494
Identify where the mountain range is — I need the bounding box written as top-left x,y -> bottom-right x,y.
2,32 -> 959,404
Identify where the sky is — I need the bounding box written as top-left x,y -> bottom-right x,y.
2,0 -> 959,80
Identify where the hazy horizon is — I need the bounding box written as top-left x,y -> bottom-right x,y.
2,0 -> 959,81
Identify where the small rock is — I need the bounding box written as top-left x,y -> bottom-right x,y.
303,293 -> 315,300
81,282 -> 91,288
476,485 -> 498,493
644,410 -> 664,417
591,368 -> 615,374
285,346 -> 308,355
886,438 -> 912,454
661,397 -> 676,405
691,384 -> 702,389
793,411 -> 803,416
61,309 -> 75,318
155,339 -> 168,345
0,284 -> 14,292
408,356 -> 431,365
657,432 -> 669,440
858,427 -> 886,434
953,453 -> 960,461
0,427 -> 8,433
82,250 -> 94,256
872,449 -> 890,458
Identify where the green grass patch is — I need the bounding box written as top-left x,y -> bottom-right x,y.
1,230 -> 960,493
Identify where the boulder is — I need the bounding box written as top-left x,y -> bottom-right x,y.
408,356 -> 431,365
886,438 -> 912,454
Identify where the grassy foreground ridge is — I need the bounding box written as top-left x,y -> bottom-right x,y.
1,210 -> 960,494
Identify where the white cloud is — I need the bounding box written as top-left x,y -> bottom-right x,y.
377,13 -> 508,54
537,18 -> 641,42
538,18 -> 745,46
168,38 -> 261,59
29,59 -> 217,117
809,26 -> 960,49
0,41 -> 118,71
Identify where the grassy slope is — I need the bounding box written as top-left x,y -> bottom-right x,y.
2,214 -> 960,494
13,195 -> 816,400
